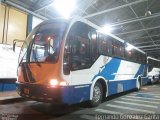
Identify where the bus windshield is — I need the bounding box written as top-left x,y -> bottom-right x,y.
19,22 -> 67,64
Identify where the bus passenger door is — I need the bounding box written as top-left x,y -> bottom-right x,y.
70,34 -> 92,85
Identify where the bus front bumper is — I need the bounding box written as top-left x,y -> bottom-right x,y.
16,83 -> 63,104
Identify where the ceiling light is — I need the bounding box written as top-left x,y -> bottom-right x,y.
98,24 -> 113,34
145,10 -> 152,16
53,0 -> 76,19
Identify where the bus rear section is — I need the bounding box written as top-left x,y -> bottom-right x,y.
147,57 -> 160,83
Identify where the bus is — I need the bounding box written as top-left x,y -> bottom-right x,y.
147,56 -> 160,83
15,18 -> 148,106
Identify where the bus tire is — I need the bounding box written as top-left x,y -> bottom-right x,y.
151,76 -> 155,84
136,78 -> 141,91
89,82 -> 103,107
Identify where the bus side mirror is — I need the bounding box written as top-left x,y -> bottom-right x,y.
13,41 -> 16,52
12,39 -> 25,52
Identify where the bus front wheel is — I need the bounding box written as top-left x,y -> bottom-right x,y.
89,82 -> 103,107
136,79 -> 141,91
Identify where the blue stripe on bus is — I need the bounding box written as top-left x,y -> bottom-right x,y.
60,78 -> 149,104
142,77 -> 149,85
60,58 -> 148,104
61,84 -> 91,104
108,79 -> 136,96
61,79 -> 138,104
92,58 -> 121,81
134,64 -> 145,78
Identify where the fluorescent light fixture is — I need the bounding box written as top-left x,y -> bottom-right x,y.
53,0 -> 76,19
98,24 -> 113,34
126,43 -> 134,51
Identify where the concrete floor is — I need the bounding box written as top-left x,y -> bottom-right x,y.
0,83 -> 160,120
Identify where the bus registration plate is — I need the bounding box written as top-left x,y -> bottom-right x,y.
23,88 -> 30,94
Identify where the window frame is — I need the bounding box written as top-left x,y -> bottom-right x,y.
112,39 -> 125,59
97,33 -> 112,57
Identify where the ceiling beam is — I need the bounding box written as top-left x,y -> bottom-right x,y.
134,40 -> 160,45
147,51 -> 160,54
147,53 -> 160,57
133,34 -> 160,41
147,54 -> 160,56
78,0 -> 96,16
138,44 -> 160,49
143,48 -> 160,51
127,1 -> 158,50
111,12 -> 160,27
115,25 -> 160,36
5,0 -> 48,20
83,0 -> 147,18
34,1 -> 53,13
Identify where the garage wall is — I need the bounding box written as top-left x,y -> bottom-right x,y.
0,4 -> 27,79
0,4 -> 27,45
6,7 -> 27,45
0,4 -> 5,43
0,4 -> 44,79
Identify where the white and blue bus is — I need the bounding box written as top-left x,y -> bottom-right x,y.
147,56 -> 160,84
16,18 -> 148,106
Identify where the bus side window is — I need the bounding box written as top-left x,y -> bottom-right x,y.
125,44 -> 136,62
71,36 -> 80,70
112,40 -> 125,58
71,35 -> 91,70
98,33 -> 112,56
90,31 -> 98,62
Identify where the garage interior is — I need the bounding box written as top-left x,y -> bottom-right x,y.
1,0 -> 160,58
0,0 -> 160,119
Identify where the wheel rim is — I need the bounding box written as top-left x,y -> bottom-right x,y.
137,80 -> 140,89
93,85 -> 101,102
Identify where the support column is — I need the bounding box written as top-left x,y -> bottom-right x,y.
27,13 -> 33,36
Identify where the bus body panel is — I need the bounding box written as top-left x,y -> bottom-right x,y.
18,63 -> 61,84
66,56 -> 146,102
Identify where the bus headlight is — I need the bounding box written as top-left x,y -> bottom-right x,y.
49,79 -> 68,86
59,81 -> 67,86
49,79 -> 58,86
